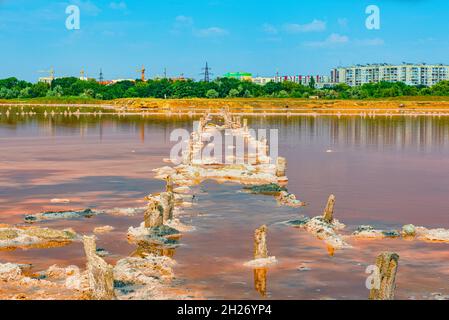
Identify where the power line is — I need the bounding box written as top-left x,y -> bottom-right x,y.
200,62 -> 213,82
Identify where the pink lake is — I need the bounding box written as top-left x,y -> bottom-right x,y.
1,106 -> 449,300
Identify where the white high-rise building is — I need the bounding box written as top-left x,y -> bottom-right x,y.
273,75 -> 332,88
252,77 -> 274,85
331,63 -> 449,87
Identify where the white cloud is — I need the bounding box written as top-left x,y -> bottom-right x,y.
175,15 -> 194,26
110,1 -> 127,10
172,16 -> 228,38
171,15 -> 194,34
355,38 -> 385,46
304,33 -> 349,47
304,34 -> 384,48
72,0 -> 101,16
337,18 -> 348,28
262,23 -> 278,35
194,27 -> 229,37
284,19 -> 326,33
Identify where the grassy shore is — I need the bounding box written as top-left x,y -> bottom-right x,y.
2,96 -> 449,115
0,96 -> 106,105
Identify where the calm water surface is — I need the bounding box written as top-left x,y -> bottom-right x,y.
1,106 -> 449,300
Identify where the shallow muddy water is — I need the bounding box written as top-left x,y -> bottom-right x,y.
1,106 -> 449,300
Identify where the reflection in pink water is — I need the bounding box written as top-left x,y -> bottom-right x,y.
1,110 -> 449,299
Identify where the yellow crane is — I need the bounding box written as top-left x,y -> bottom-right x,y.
38,66 -> 55,81
136,65 -> 146,81
80,68 -> 89,80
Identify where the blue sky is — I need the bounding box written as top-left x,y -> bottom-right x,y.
0,0 -> 448,81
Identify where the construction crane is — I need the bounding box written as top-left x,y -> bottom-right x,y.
80,68 -> 86,80
136,65 -> 146,81
38,66 -> 55,81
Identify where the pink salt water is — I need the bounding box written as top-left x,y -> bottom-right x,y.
1,107 -> 449,300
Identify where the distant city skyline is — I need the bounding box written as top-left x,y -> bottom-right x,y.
1,0 -> 448,82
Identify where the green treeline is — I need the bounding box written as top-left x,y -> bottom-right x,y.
1,76 -> 449,100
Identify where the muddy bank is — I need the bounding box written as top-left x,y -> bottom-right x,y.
3,98 -> 449,115
110,98 -> 449,115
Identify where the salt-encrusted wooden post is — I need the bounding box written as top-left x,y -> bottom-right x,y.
222,109 -> 232,128
160,191 -> 175,222
275,157 -> 287,177
83,236 -> 115,300
243,119 -> 248,132
323,194 -> 336,223
198,117 -> 205,133
236,116 -> 242,128
144,199 -> 163,228
165,175 -> 174,193
254,225 -> 268,260
182,136 -> 194,165
369,252 -> 400,300
188,137 -> 194,164
258,137 -> 268,163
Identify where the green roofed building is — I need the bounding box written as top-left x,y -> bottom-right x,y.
223,72 -> 253,81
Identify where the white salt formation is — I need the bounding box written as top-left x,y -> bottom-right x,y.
288,195 -> 351,251
93,225 -> 115,234
152,110 -> 303,207
352,224 -> 449,243
0,225 -> 78,249
302,216 -> 351,250
24,207 -> 146,223
244,225 -> 278,268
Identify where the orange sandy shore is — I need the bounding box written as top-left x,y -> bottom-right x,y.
2,98 -> 449,115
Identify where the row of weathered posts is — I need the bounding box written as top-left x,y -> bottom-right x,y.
252,195 -> 399,300
80,197 -> 399,300
79,110 -> 399,300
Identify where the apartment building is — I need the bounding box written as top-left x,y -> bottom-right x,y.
274,75 -> 332,88
252,77 -> 274,85
331,63 -> 449,87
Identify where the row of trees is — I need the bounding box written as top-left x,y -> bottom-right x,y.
1,76 -> 449,100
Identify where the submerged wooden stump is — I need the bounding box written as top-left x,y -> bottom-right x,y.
323,194 -> 336,223
254,268 -> 267,297
83,236 -> 115,300
144,199 -> 163,228
369,252 -> 400,300
254,225 -> 268,260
